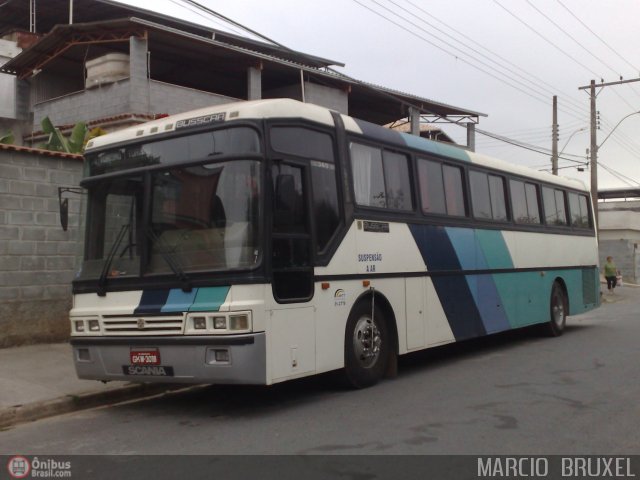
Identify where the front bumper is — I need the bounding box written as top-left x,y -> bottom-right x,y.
70,333 -> 266,385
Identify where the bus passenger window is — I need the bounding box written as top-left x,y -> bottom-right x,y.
568,192 -> 590,228
510,180 -> 541,224
542,186 -> 568,225
350,143 -> 386,208
350,143 -> 412,211
418,159 -> 446,214
442,165 -> 466,216
470,171 -> 508,221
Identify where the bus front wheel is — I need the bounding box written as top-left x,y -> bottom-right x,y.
343,301 -> 389,388
545,281 -> 567,337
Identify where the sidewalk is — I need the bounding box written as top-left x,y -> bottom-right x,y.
0,283 -> 637,430
0,343 -> 185,429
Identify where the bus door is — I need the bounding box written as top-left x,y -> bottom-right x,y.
270,161 -> 314,302
268,160 -> 316,381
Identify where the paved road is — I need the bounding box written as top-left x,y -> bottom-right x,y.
1,288 -> 638,455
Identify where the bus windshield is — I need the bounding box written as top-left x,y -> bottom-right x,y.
78,159 -> 262,283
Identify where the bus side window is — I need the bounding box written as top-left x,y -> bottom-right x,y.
510,180 -> 541,224
470,171 -> 508,221
542,186 -> 568,226
310,161 -> 340,254
568,192 -> 590,228
349,142 -> 412,211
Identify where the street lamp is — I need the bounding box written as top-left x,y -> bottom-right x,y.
559,127 -> 587,157
598,110 -> 640,149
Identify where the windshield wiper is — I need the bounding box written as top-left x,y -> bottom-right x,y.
97,223 -> 130,296
146,228 -> 193,293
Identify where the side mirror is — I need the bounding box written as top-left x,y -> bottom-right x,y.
60,197 -> 69,231
58,187 -> 84,231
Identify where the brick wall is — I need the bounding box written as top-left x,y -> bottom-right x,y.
0,147 -> 83,347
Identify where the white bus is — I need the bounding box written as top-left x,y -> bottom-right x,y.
70,99 -> 600,388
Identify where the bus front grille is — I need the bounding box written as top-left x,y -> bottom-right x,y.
101,316 -> 184,335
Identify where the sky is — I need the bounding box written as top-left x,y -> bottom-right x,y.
117,0 -> 640,190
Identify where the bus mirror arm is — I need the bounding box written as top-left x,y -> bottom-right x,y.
58,187 -> 84,231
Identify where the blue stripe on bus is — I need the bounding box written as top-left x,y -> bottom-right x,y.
409,224 -> 487,340
134,289 -> 171,315
445,228 -> 511,333
134,287 -> 230,314
161,288 -> 199,313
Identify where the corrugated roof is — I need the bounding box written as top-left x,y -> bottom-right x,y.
0,0 -> 341,68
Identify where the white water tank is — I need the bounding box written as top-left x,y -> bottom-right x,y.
85,53 -> 130,89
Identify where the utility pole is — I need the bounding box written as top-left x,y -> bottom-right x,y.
578,76 -> 640,228
589,80 -> 598,225
551,95 -> 558,175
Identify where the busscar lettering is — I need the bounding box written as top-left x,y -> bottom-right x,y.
175,112 -> 226,129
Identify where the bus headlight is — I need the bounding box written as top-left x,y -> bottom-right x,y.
193,316 -> 207,330
213,316 -> 227,329
229,314 -> 249,331
88,319 -> 100,332
74,320 -> 85,332
185,312 -> 252,334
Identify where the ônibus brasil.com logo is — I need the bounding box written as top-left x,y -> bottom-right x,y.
7,456 -> 72,478
7,456 -> 30,479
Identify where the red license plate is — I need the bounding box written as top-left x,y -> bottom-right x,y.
130,349 -> 160,365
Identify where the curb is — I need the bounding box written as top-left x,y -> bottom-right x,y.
0,383 -> 195,430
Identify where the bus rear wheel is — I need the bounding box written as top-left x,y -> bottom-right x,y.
343,301 -> 389,388
544,281 -> 567,337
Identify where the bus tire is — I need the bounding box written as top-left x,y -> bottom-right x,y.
343,300 -> 389,388
545,281 -> 567,337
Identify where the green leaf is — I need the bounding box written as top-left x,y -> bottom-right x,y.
0,131 -> 14,145
68,121 -> 87,153
41,116 -> 70,152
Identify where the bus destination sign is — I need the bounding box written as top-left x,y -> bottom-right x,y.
175,112 -> 226,130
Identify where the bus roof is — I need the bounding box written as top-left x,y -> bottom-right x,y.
85,98 -> 588,192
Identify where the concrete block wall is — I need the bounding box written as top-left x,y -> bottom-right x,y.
33,80 -> 131,129
149,80 -> 239,114
0,148 -> 83,347
598,239 -> 639,285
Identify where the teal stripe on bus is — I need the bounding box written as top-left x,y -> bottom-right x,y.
399,131 -> 472,162
189,286 -> 231,312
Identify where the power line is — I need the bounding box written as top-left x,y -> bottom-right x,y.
525,0 -> 622,78
556,0 -> 640,74
384,0 -> 590,120
354,0 -> 572,112
493,0 -> 603,79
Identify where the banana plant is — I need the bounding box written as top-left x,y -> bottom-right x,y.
41,116 -> 87,154
0,131 -> 14,145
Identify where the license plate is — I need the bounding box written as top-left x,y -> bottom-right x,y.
130,349 -> 160,365
122,365 -> 175,376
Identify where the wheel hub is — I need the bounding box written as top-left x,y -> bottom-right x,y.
353,316 -> 381,368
